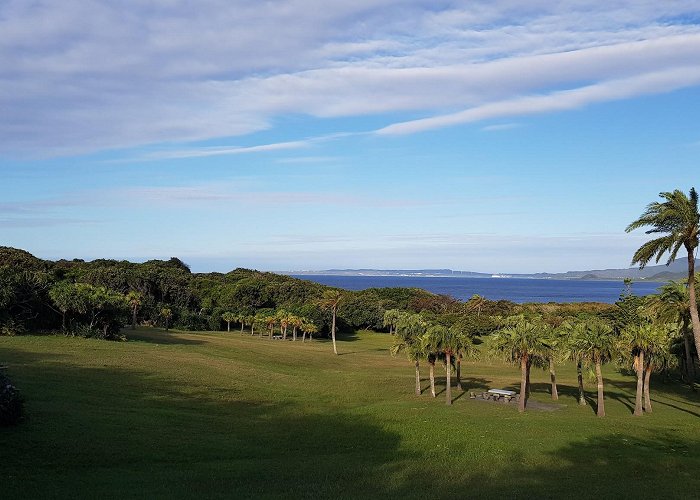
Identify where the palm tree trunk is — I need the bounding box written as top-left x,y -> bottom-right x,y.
251,323 -> 255,336
132,307 -> 137,330
302,332 -> 306,342
445,353 -> 452,405
634,351 -> 644,416
643,362 -> 653,413
683,330 -> 696,386
240,322 -> 244,334
686,249 -> 700,364
519,355 -> 528,412
549,358 -> 558,400
227,321 -> 230,332
595,359 -> 605,417
456,355 -> 462,390
526,357 -> 532,397
577,359 -> 587,405
429,361 -> 436,397
331,306 -> 338,355
414,360 -> 421,396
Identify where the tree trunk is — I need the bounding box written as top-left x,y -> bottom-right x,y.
526,357 -> 532,397
595,359 -> 605,417
634,351 -> 644,416
293,327 -> 297,341
456,355 -> 462,390
644,362 -> 653,413
577,359 -> 587,406
519,355 -> 528,412
414,360 -> 421,396
240,322 -> 244,334
132,307 -> 137,330
683,328 -> 696,387
445,353 -> 452,405
686,248 -> 700,367
549,358 -> 558,400
251,323 -> 255,336
429,361 -> 436,397
331,306 -> 338,355
302,332 -> 306,342
227,321 -> 230,332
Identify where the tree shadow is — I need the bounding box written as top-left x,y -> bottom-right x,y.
125,329 -> 207,346
0,347 -> 414,499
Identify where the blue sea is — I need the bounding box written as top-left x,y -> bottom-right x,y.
290,275 -> 662,304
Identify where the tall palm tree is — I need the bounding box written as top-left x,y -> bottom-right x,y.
431,325 -> 465,405
648,281 -> 696,385
569,318 -> 616,417
487,315 -> 550,412
626,188 -> 700,364
454,327 -> 479,391
319,290 -> 343,355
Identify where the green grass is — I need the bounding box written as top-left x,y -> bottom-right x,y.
1,329 -> 699,499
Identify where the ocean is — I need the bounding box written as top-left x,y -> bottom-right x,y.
289,275 -> 662,304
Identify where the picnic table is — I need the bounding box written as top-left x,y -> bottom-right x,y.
474,389 -> 518,402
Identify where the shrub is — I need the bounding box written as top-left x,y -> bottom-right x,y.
0,370 -> 25,426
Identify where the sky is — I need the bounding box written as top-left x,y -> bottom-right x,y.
2,1 -> 700,274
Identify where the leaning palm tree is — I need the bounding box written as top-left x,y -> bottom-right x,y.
642,324 -> 679,413
626,188 -> 700,365
569,318 -> 616,417
319,290 -> 343,355
487,315 -> 550,412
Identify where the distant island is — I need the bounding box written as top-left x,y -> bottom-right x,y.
285,260 -> 692,282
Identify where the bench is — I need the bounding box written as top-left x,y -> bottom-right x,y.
272,335 -> 283,340
487,389 -> 516,403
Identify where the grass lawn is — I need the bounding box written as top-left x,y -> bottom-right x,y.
1,328 -> 699,499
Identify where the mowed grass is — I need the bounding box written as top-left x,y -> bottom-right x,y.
1,329 -> 699,499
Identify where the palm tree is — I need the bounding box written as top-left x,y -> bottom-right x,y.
626,188 -> 700,366
221,311 -> 236,332
619,323 -> 655,416
569,318 -> 616,417
289,315 -> 303,341
488,316 -> 551,412
300,319 -> 317,342
642,323 -> 679,413
319,290 -> 343,355
160,307 -> 173,331
391,313 -> 428,396
431,325 -> 464,405
126,291 -> 142,330
648,281 -> 696,385
264,314 -> 277,340
383,309 -> 405,335
466,294 -> 487,317
236,313 -> 248,334
454,327 -> 479,391
561,319 -> 588,406
420,330 -> 439,398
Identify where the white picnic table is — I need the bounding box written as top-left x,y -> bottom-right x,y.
488,389 -> 516,397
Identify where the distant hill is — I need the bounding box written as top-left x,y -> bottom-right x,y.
287,260 -> 695,282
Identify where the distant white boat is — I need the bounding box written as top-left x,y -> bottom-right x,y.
491,274 -> 512,278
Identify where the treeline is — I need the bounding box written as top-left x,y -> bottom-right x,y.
0,246 -> 521,339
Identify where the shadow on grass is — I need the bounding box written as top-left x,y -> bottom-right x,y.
3,344 -> 700,499
125,329 -> 207,346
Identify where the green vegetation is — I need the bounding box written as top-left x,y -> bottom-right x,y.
1,329 -> 699,498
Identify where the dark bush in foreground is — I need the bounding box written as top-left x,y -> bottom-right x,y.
0,370 -> 25,426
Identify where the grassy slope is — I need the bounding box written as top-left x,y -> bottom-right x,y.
1,329 -> 699,499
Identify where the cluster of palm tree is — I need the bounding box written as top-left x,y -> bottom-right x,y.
390,310 -> 479,406
219,310 -> 318,342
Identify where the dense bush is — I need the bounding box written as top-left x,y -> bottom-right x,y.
0,370 -> 25,426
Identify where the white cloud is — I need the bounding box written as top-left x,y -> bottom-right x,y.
2,1 -> 700,156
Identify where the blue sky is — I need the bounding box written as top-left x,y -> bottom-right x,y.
2,1 -> 700,273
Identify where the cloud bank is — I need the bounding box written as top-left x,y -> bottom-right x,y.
1,1 -> 700,156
